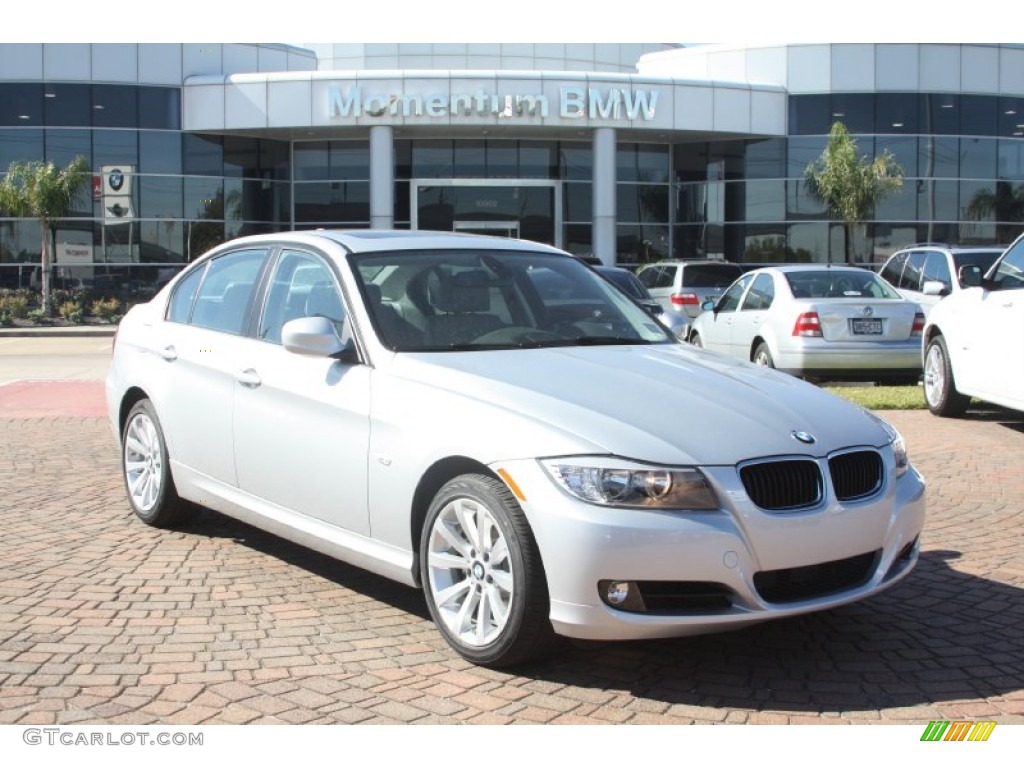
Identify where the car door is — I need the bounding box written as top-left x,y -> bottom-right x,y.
957,243 -> 1024,402
698,273 -> 753,356
231,248 -> 372,535
729,272 -> 774,360
155,247 -> 269,486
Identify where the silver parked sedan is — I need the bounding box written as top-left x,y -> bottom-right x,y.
689,266 -> 926,384
107,231 -> 925,667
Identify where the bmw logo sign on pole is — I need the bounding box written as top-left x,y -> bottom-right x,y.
108,169 -> 124,192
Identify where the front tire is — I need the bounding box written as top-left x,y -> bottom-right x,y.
923,335 -> 969,417
420,474 -> 556,667
121,399 -> 188,527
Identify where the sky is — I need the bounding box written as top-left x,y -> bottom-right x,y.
1,1 -> 1009,44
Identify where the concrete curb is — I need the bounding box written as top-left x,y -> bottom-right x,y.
0,326 -> 117,338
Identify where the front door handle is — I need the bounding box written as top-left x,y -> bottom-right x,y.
158,345 -> 177,362
235,368 -> 262,388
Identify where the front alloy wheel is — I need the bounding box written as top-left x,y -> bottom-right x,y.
421,474 -> 556,667
923,335 -> 969,417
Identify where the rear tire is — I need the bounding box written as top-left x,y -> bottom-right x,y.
923,335 -> 969,417
753,342 -> 774,368
689,332 -> 703,348
420,474 -> 558,667
121,399 -> 189,527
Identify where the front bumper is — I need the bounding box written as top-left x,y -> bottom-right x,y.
493,453 -> 925,641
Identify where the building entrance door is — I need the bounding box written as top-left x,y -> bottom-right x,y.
412,180 -> 560,247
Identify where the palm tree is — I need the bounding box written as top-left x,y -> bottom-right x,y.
0,156 -> 91,315
966,181 -> 1024,245
804,122 -> 904,264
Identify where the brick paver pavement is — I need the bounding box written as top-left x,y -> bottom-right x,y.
0,404 -> 1022,725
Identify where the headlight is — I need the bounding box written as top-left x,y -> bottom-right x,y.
866,412 -> 909,478
541,458 -> 718,510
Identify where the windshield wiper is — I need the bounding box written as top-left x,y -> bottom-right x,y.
571,336 -> 650,346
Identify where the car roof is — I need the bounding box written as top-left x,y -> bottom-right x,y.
748,265 -> 877,274
201,229 -> 571,257
641,260 -> 740,268
890,244 -> 1005,255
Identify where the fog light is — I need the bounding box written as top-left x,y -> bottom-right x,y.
606,581 -> 631,605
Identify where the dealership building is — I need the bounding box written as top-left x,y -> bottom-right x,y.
1,42 -> 1023,293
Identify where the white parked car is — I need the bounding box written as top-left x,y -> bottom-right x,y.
689,266 -> 925,384
879,244 -> 1005,319
923,233 -> 1024,416
107,231 -> 925,667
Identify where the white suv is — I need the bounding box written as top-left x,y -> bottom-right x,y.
923,234 -> 1024,416
879,244 -> 1004,318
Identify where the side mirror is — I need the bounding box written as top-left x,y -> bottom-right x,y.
701,299 -> 716,312
646,303 -> 664,316
958,265 -> 982,288
922,280 -> 950,297
282,315 -> 356,361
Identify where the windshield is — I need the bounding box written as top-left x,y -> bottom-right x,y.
952,250 -> 1002,286
351,249 -> 672,351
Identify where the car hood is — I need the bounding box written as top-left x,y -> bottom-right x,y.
387,343 -> 891,466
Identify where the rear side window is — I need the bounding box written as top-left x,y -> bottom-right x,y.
880,252 -> 907,287
741,273 -> 775,310
189,249 -> 267,335
899,251 -> 927,291
166,265 -> 205,324
922,252 -> 952,292
681,264 -> 742,288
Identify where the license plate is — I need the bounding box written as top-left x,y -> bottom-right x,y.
851,318 -> 883,335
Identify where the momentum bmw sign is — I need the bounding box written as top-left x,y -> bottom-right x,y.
326,85 -> 659,121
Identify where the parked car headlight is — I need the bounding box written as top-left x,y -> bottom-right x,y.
866,412 -> 909,478
542,458 -> 718,510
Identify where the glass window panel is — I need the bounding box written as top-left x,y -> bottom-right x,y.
223,136 -> 260,178
617,223 -> 669,264
329,141 -> 369,180
999,97 -> 1024,138
184,177 -> 225,220
675,181 -> 706,224
140,220 -> 185,263
43,83 -> 90,127
559,143 -> 592,181
673,142 -> 707,182
960,137 -> 996,179
787,223 -> 832,264
394,140 -> 412,180
636,144 -> 669,183
787,178 -> 826,218
224,178 -> 244,222
828,94 -> 874,134
182,133 -> 223,176
519,141 -> 555,178
616,143 -> 638,182
394,181 -> 410,224
877,136 -> 918,177
93,129 -> 138,169
997,141 -> 1024,180
138,176 -> 183,219
0,84 -> 43,126
744,139 -> 786,180
708,141 -> 745,179
485,141 -> 517,178
139,130 -> 182,174
260,140 -> 290,180
787,136 -> 828,178
92,85 -> 137,129
454,140 -> 485,177
919,136 -> 959,178
960,95 -> 997,137
563,223 -> 592,257
187,221 -> 225,261
294,141 -> 328,181
294,181 -> 369,223
412,140 -> 454,177
920,93 -> 960,135
743,225 -> 792,263
916,179 -> 959,221
876,93 -> 919,134
0,129 -> 43,168
636,184 -> 669,223
789,94 -> 830,135
45,129 -> 91,168
562,182 -> 591,222
616,184 -> 640,221
138,87 -> 181,130
875,183 -> 916,220
100,220 -> 140,263
673,224 -> 703,260
744,180 -> 785,221
238,178 -> 288,224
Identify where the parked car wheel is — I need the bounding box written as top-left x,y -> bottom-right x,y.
923,336 -> 970,417
690,332 -> 703,348
420,474 -> 556,667
753,342 -> 775,368
121,400 -> 189,527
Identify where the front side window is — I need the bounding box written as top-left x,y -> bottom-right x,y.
259,250 -> 345,343
717,274 -> 753,313
741,273 -> 774,311
189,249 -> 267,335
880,252 -> 907,287
991,242 -> 1024,290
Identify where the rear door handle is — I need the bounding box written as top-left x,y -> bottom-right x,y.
158,345 -> 177,362
235,368 -> 262,388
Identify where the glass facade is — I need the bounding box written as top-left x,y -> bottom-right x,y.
4,78 -> 1024,297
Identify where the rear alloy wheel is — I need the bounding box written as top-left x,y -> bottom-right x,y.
421,474 -> 556,667
122,399 -> 188,527
923,335 -> 969,417
689,332 -> 703,348
753,342 -> 775,368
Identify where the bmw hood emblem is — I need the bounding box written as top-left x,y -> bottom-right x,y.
792,430 -> 816,444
